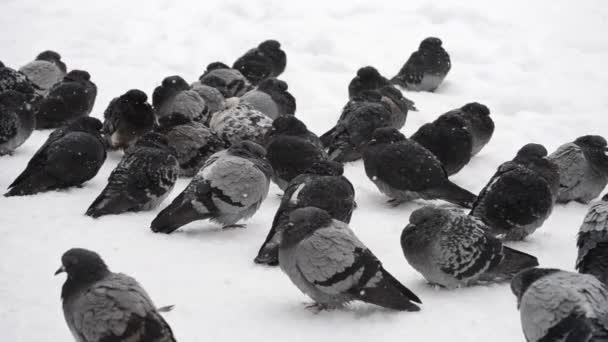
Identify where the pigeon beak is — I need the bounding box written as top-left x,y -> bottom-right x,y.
54,266 -> 66,276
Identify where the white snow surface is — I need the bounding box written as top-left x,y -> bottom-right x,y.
1,0 -> 607,340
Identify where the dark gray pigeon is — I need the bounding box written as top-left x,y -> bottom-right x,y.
198,62 -> 252,98
255,161 -> 355,266
240,78 -> 296,119
35,70 -> 97,129
152,75 -> 208,123
454,102 -> 493,156
101,89 -> 155,150
401,206 -> 538,289
0,90 -> 35,155
511,268 -> 608,342
151,140 -> 272,233
363,127 -> 477,208
391,37 -> 451,92
56,248 -> 176,342
0,62 -> 39,97
209,101 -> 272,146
411,112 -> 473,175
86,132 -> 179,218
190,82 -> 226,114
321,91 -> 393,163
19,50 -> 67,96
471,143 -> 559,240
233,40 -> 287,86
265,116 -> 327,190
577,194 -> 608,285
549,135 -> 608,204
279,207 -> 422,311
348,66 -> 416,111
5,117 -> 106,196
155,113 -> 228,177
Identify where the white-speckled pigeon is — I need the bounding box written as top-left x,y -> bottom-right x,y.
86,133 -> 179,218
391,37 -> 451,92
549,135 -> 608,204
471,143 -> 559,240
255,161 -> 355,266
363,127 -> 477,208
279,207 -> 422,311
454,102 -> 493,156
240,78 -> 296,119
155,113 -> 228,177
102,89 -> 155,150
348,66 -> 416,111
0,90 -> 35,155
198,62 -> 252,98
56,248 -> 176,342
511,268 -> 608,342
5,117 -> 106,196
209,101 -> 272,146
577,194 -> 608,285
190,82 -> 226,114
35,70 -> 97,129
233,40 -> 287,86
152,75 -> 208,123
401,206 -> 538,289
19,50 -> 67,96
0,62 -> 39,97
150,140 -> 272,233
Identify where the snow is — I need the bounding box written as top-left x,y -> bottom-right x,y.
1,0 -> 607,340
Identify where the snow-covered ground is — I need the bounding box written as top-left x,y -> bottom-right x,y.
1,0 -> 607,340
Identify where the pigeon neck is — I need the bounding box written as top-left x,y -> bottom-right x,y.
61,269 -> 110,300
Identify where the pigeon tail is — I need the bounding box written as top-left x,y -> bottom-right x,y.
85,191 -> 135,218
5,172 -> 56,197
481,246 -> 539,282
151,193 -> 207,234
320,126 -> 337,147
430,181 -> 477,209
353,268 -> 421,312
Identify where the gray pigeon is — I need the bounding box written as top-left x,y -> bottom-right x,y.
5,117 -> 106,196
0,90 -> 35,155
101,89 -> 155,150
471,143 -> 559,240
85,132 -> 179,218
56,248 -> 176,342
155,113 -> 228,177
19,50 -> 67,96
209,101 -> 272,146
391,37 -> 451,92
198,62 -> 252,98
240,78 -> 296,119
454,102 -> 494,156
363,127 -> 477,208
348,66 -> 417,111
279,207 -> 422,311
255,160 -> 355,266
401,206 -> 538,289
35,70 -> 97,129
190,82 -> 226,114
233,40 -> 287,86
577,194 -> 608,285
150,140 -> 272,233
152,75 -> 208,123
548,135 -> 608,204
511,268 -> 608,342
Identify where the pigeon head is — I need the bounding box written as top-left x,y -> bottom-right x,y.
161,75 -> 190,91
270,115 -> 307,136
420,37 -> 443,50
133,132 -> 175,155
0,90 -> 28,108
259,39 -> 281,52
258,40 -> 285,68
230,140 -> 267,159
574,135 -> 607,150
304,160 -> 344,176
158,112 -> 192,128
36,50 -> 67,72
56,248 -> 110,283
205,62 -> 231,73
409,206 -> 447,225
514,143 -> 548,163
123,89 -> 148,104
574,135 -> 608,170
370,127 -> 406,144
603,193 -> 608,201
356,66 -> 382,81
436,113 -> 466,127
352,90 -> 383,103
257,78 -> 288,92
282,207 -> 333,247
461,102 -> 490,117
65,70 -> 91,82
510,268 -> 561,307
67,116 -> 103,133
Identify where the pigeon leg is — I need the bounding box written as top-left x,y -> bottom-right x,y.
223,224 -> 247,229
304,302 -> 333,313
387,198 -> 406,207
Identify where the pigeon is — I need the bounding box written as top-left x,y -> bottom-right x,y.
576,194 -> 608,285
190,82 -> 226,114
19,50 -> 67,96
264,115 -> 324,150
240,78 -> 296,119
255,160 -> 355,266
35,70 -> 97,129
363,127 -> 477,208
401,206 -> 539,289
86,132 -> 179,218
348,66 -> 416,111
471,143 -> 559,240
101,89 -> 155,150
377,85 -> 410,129
155,113 -> 228,177
511,268 -> 608,342
150,140 -> 272,233
321,91 -> 393,162
209,102 -> 272,146
391,37 -> 451,92
198,62 -> 252,98
152,75 -> 208,123
265,116 -> 328,190
233,40 -> 287,86
411,112 -> 473,175
548,135 -> 608,204
453,102 -> 493,156
0,90 -> 36,155
56,248 -> 176,342
5,117 -> 106,196
278,206 -> 422,311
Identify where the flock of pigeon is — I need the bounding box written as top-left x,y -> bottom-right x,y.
1,37 -> 608,341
